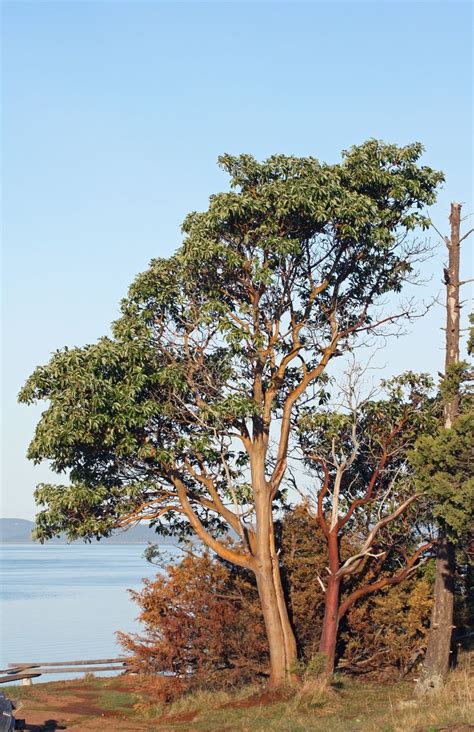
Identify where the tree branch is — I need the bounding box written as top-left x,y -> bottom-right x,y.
336,493 -> 421,578
338,541 -> 435,619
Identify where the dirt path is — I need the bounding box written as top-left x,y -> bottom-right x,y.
9,677 -> 153,731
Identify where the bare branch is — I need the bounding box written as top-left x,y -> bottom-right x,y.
338,540 -> 435,619
459,227 -> 474,244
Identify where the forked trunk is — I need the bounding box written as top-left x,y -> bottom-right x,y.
318,575 -> 341,675
253,457 -> 297,687
270,516 -> 298,670
255,564 -> 292,687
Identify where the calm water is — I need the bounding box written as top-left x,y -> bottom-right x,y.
0,543 -> 178,682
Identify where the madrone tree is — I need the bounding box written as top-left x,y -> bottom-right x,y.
19,141 -> 442,686
296,370 -> 438,674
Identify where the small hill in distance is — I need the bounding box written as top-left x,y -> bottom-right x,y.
0,518 -> 176,545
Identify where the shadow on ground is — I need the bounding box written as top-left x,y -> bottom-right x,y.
17,720 -> 66,731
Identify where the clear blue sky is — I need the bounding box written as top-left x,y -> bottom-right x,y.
2,1 -> 473,519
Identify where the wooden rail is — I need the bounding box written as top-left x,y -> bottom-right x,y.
0,657 -> 129,685
9,658 -> 128,668
0,672 -> 41,685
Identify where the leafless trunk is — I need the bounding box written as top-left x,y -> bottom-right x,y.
422,202 -> 461,683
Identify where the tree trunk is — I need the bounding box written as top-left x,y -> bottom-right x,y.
443,203 -> 461,429
318,530 -> 340,675
255,564 -> 289,687
254,517 -> 298,686
318,574 -> 341,675
423,532 -> 456,681
255,528 -> 297,685
422,202 -> 461,683
270,519 -> 298,670
252,448 -> 297,687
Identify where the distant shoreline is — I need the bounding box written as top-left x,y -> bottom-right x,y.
0,518 -> 178,546
0,540 -> 159,545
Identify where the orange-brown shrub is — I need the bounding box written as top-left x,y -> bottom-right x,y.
339,574 -> 433,677
118,551 -> 268,699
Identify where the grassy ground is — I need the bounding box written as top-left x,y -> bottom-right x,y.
6,668 -> 473,731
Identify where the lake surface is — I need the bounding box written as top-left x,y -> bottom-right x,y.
0,543 -> 178,682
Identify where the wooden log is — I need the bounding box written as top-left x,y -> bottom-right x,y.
33,665 -> 126,674
8,658 -> 128,669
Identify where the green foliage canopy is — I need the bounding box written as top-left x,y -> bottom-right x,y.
411,315 -> 473,543
19,141 -> 443,547
411,410 -> 473,541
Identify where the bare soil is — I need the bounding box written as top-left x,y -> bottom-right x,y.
10,677 -> 149,731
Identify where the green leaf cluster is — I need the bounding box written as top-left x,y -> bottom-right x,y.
411,410 -> 474,541
409,315 -> 473,542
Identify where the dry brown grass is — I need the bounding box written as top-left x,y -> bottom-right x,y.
391,669 -> 474,732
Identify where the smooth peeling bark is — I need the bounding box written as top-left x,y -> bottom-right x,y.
249,436 -> 298,687
270,521 -> 298,672
252,457 -> 297,685
254,517 -> 297,686
318,531 -> 341,675
319,576 -> 341,675
256,516 -> 296,687
255,564 -> 290,687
